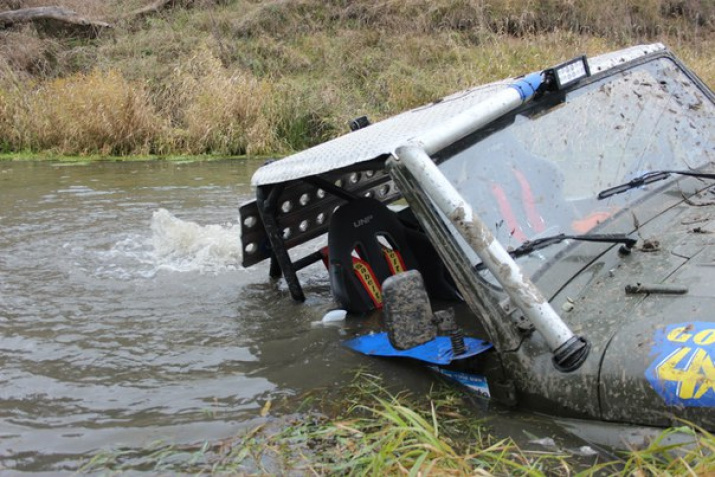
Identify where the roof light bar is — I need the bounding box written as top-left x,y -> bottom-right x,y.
547,56 -> 590,90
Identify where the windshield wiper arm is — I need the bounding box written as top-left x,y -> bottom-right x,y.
598,170 -> 715,200
510,233 -> 636,258
475,233 -> 636,270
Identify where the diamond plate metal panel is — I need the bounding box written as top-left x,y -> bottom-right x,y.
252,81 -> 510,186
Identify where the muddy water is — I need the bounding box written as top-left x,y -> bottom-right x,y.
0,160 -> 390,472
0,160 -> 628,473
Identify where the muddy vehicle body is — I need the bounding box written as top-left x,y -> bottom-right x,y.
240,44 -> 715,430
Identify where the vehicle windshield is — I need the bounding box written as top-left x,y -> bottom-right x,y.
438,57 -> 715,273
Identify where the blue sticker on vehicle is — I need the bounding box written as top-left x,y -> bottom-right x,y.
429,367 -> 491,400
645,322 -> 715,407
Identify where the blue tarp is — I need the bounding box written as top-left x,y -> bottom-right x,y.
343,332 -> 492,365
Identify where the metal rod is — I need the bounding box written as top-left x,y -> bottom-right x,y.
415,74 -> 542,155
256,185 -> 306,302
293,249 -> 327,271
393,144 -> 575,353
304,176 -> 359,202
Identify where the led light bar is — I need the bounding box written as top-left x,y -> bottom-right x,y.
549,56 -> 591,90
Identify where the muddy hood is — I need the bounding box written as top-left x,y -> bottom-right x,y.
548,191 -> 715,427
603,218 -> 715,426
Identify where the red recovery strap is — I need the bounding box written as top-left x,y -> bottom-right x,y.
490,168 -> 548,242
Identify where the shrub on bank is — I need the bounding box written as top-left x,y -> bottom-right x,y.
0,48 -> 282,156
168,44 -> 278,156
0,69 -> 162,155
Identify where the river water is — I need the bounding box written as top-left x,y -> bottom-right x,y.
0,160 -> 646,473
0,160 -> 372,472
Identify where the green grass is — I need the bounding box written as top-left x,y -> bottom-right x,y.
77,370 -> 715,476
0,0 -> 713,158
0,152 -> 259,163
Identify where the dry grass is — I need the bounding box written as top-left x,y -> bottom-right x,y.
0,0 -> 713,156
168,43 -> 278,155
232,0 -> 713,39
0,68 -> 163,154
0,0 -> 117,18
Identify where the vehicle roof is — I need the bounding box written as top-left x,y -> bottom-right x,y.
252,43 -> 666,187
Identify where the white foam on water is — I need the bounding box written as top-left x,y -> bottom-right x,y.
149,208 -> 243,273
93,208 -> 244,279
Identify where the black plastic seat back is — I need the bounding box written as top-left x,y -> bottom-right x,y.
328,198 -> 419,314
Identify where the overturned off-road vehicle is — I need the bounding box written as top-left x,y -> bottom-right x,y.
240,44 -> 715,431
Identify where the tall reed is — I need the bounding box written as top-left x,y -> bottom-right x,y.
77,371 -> 715,475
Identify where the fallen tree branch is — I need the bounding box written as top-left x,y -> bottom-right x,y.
0,6 -> 111,38
128,0 -> 193,19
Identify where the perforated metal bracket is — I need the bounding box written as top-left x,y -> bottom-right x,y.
240,158 -> 402,301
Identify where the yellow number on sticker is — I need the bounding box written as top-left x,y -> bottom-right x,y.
656,347 -> 715,400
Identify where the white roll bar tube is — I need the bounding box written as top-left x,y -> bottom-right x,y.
418,73 -> 542,155
393,74 -> 589,371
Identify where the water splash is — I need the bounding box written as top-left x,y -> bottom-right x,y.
95,209 -> 244,279
149,208 -> 243,273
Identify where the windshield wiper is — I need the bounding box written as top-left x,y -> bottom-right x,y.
598,170 -> 715,200
475,233 -> 636,270
510,233 -> 636,258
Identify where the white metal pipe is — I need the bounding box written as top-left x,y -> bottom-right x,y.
393,144 -> 576,352
415,73 -> 542,155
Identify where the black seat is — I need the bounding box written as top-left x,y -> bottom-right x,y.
328,198 -> 459,314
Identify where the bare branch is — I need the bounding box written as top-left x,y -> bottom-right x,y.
127,0 -> 195,19
0,6 -> 111,38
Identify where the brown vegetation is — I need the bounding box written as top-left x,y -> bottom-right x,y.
0,0 -> 713,156
0,6 -> 110,38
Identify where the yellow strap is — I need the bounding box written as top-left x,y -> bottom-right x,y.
382,247 -> 406,275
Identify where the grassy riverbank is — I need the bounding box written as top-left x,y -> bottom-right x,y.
79,371 -> 715,475
0,0 -> 713,158
0,151 -> 253,162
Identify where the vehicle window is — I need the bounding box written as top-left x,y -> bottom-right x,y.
439,57 -> 715,252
